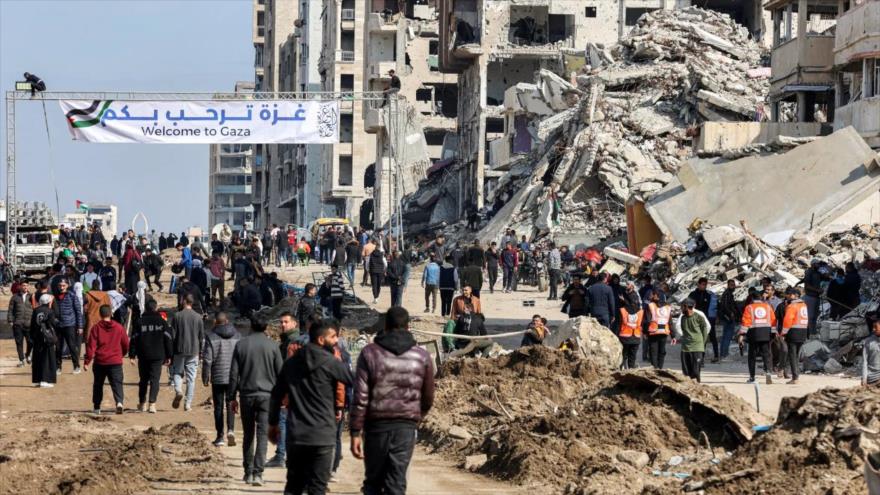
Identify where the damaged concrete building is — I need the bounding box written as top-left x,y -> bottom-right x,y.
404,0 -> 770,236
317,0 -> 377,226
764,0 -> 879,148
362,1 -> 459,228
833,0 -> 880,148
434,7 -> 771,248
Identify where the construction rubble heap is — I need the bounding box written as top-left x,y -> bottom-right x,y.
420,345 -> 759,494
415,7 -> 770,243
686,387 -> 880,494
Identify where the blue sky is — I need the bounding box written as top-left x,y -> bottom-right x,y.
0,0 -> 253,234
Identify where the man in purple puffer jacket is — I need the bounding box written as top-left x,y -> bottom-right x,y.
350,307 -> 435,495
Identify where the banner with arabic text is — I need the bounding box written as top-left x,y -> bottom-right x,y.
59,100 -> 339,144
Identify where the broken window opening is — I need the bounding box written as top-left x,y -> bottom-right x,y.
340,114 -> 354,143
425,130 -> 446,146
547,14 -> 572,43
340,74 -> 354,92
364,163 -> 376,188
338,156 -> 353,186
432,83 -> 458,118
585,6 -> 597,18
625,7 -> 657,27
416,88 -> 433,102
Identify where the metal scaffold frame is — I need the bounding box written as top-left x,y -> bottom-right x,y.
4,90 -> 398,272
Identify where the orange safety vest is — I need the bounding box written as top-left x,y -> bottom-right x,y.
781,300 -> 809,336
618,307 -> 643,338
740,301 -> 776,332
648,302 -> 671,336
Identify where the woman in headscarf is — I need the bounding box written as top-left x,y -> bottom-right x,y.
30,294 -> 59,387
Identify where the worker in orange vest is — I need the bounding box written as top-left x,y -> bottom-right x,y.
781,287 -> 809,384
738,288 -> 777,384
617,287 -> 643,370
645,290 -> 673,369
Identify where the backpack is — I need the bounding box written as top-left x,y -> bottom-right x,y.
130,257 -> 144,272
37,313 -> 57,345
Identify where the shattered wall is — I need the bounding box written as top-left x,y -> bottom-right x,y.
374,101 -> 433,227
472,8 -> 771,246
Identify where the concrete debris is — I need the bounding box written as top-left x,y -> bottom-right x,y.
604,246 -> 642,266
447,425 -> 473,441
702,225 -> 746,253
465,8 -> 769,246
464,454 -> 488,471
822,357 -> 843,374
543,316 -> 623,370
617,450 -> 651,469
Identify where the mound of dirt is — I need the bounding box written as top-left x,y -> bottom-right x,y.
688,387 -> 880,495
0,414 -> 224,495
420,346 -> 755,493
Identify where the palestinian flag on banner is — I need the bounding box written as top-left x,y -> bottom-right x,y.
76,200 -> 89,211
64,100 -> 113,129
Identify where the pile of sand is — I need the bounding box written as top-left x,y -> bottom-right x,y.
0,414 -> 224,495
421,346 -> 756,493
688,387 -> 880,494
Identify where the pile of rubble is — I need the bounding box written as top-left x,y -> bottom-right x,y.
420,346 -> 757,494
471,7 -> 768,244
631,221 -> 880,375
687,387 -> 880,494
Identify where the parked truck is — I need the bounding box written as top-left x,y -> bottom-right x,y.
3,202 -> 59,274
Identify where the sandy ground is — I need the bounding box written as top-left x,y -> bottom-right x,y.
0,260 -> 859,493
0,262 -> 526,494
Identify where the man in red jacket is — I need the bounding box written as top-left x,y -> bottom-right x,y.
84,305 -> 130,415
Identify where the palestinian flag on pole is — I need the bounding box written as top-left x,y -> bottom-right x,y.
76,200 -> 89,211
64,100 -> 113,129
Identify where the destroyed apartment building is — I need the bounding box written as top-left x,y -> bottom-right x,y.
453,7 -> 773,246
361,1 -> 459,228
401,0 -> 771,237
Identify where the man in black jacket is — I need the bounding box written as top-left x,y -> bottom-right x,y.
143,247 -> 164,292
587,273 -> 616,329
129,299 -> 172,413
344,239 -> 361,287
8,281 -> 33,366
269,320 -> 353,495
230,315 -> 284,487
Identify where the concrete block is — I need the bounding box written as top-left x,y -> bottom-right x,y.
604,247 -> 642,265
448,425 -> 473,441
773,269 -> 801,287
823,357 -> 843,374
676,161 -> 702,190
617,450 -> 650,468
464,454 -> 488,471
599,258 -> 626,276
801,340 -> 830,359
814,242 -> 832,254
702,225 -> 745,253
542,316 -> 622,369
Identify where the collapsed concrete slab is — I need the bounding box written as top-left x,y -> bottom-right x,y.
644,127 -> 880,246
543,316 -> 622,370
